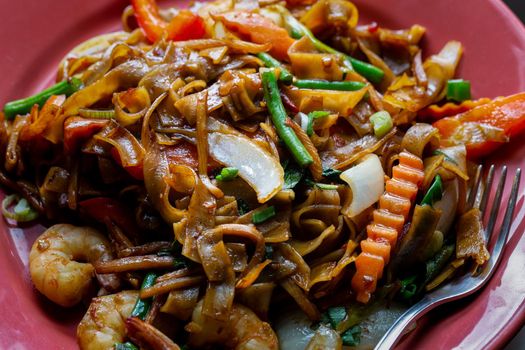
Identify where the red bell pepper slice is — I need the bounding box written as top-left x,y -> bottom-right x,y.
79,197 -> 137,237
131,0 -> 205,43
433,92 -> 525,159
63,117 -> 109,154
214,11 -> 295,61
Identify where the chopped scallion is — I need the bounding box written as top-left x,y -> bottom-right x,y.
252,206 -> 276,224
369,111 -> 393,138
447,79 -> 471,102
1,194 -> 38,222
114,342 -> 139,350
306,111 -> 330,136
215,167 -> 239,181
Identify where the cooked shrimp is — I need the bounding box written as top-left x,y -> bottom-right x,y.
187,300 -> 279,350
77,290 -> 138,350
29,223 -> 115,307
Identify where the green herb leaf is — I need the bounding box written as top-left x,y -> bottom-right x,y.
327,306 -> 347,329
130,272 -> 158,320
237,198 -> 250,215
283,160 -> 304,189
421,175 -> 443,207
322,168 -> 342,181
341,325 -> 362,346
114,342 -> 139,350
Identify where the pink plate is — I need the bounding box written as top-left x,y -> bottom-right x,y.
1,0 -> 525,349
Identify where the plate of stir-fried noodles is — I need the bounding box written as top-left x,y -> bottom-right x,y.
1,0 -> 525,349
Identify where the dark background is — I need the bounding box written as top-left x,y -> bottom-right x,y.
505,0 -> 525,22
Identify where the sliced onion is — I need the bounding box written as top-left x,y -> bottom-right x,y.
208,131 -> 284,203
340,154 -> 384,217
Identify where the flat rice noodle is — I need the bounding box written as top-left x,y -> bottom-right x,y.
113,86 -> 151,127
226,242 -> 248,272
456,208 -> 490,265
202,278 -> 235,321
378,25 -> 426,48
285,86 -> 367,116
422,154 -> 445,191
356,38 -> 395,89
94,123 -> 145,167
165,164 -> 197,195
290,225 -> 336,256
53,59 -> 149,143
288,37 -> 344,81
292,205 -> 341,237
160,286 -> 200,320
309,262 -> 337,290
253,206 -> 292,243
281,278 -> 320,321
323,127 -> 397,170
175,84 -> 222,125
82,43 -> 140,86
19,95 -> 65,143
300,0 -> 358,34
384,41 -> 463,112
400,123 -> 440,158
173,38 -> 271,54
438,145 -> 469,181
183,177 -> 217,262
236,259 -> 271,288
391,204 -> 442,272
274,243 -> 311,291
342,101 -> 373,137
236,282 -> 276,320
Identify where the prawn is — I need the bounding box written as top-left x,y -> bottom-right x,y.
29,223 -> 116,307
187,300 -> 279,350
77,290 -> 138,350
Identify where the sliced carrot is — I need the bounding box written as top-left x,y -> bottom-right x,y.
352,151 -> 425,303
366,224 -> 397,247
385,178 -> 419,201
361,239 -> 391,264
373,209 -> 405,234
392,164 -> 424,186
399,151 -> 424,170
352,253 -> 385,303
379,193 -> 411,218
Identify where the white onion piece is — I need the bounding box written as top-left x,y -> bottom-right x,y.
208,132 -> 284,203
275,307 -> 315,350
340,154 -> 385,217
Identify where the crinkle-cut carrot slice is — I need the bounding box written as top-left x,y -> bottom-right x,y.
361,238 -> 391,264
399,151 -> 424,170
392,164 -> 425,186
379,193 -> 411,219
351,252 -> 385,303
386,178 -> 419,202
373,209 -> 405,234
367,223 -> 398,248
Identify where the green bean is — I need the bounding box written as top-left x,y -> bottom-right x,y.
256,52 -> 293,85
294,79 -> 366,91
261,69 -> 313,168
3,77 -> 82,120
130,272 -> 157,320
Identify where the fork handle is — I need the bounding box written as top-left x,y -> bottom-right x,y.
375,296 -> 437,350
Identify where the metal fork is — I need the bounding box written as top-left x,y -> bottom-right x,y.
375,165 -> 521,350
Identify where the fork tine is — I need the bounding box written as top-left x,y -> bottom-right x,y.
468,164 -> 483,209
479,164 -> 495,214
490,168 -> 521,269
485,166 -> 507,242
